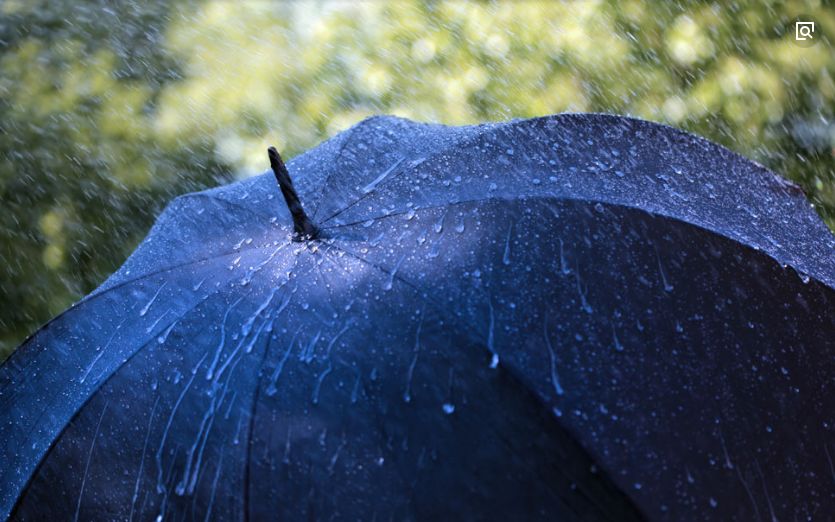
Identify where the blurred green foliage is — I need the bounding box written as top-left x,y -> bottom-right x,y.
1,0 -> 833,360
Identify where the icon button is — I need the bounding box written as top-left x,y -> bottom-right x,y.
791,15 -> 822,48
796,21 -> 815,41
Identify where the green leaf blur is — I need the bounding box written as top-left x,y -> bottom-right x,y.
1,0 -> 833,360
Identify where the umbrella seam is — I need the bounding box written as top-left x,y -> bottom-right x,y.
309,118 -> 375,221
316,112 -> 779,227
0,244 -> 296,382
322,194 -> 835,291
317,121 -> 496,226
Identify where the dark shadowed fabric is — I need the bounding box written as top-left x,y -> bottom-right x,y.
1,114 -> 833,521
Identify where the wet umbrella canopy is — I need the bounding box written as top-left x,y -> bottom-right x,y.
1,114 -> 834,520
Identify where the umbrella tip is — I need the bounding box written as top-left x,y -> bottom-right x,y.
267,147 -> 319,241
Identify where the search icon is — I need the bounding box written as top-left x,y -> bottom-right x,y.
791,15 -> 823,48
796,21 -> 815,41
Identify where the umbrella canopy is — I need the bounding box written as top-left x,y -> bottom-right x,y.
2,114 -> 834,521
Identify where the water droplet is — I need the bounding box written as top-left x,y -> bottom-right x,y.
442,403 -> 455,415
489,353 -> 499,369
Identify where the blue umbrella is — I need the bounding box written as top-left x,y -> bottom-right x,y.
2,114 -> 833,521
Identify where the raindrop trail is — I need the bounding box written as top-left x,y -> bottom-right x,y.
612,324 -> 624,352
130,397 -> 159,522
80,316 -> 129,384
282,425 -> 292,464
404,312 -> 424,402
299,330 -> 321,363
241,246 -> 285,286
327,436 -> 347,475
212,313 -> 271,387
177,387 -> 220,496
157,320 -> 178,345
718,429 -> 734,469
144,308 -> 172,334
192,277 -> 207,292
543,321 -> 565,396
434,210 -> 447,234
502,223 -> 513,265
207,296 -> 245,380
655,246 -> 674,292
156,354 -> 204,494
383,255 -> 407,291
559,238 -> 571,274
203,447 -> 224,522
74,401 -> 108,522
312,361 -> 333,404
574,263 -> 593,314
350,373 -> 361,403
825,444 -> 835,485
140,282 -> 167,317
754,460 -> 778,522
266,329 -> 300,396
319,156 -> 406,223
487,300 -> 498,368
241,288 -> 278,338
362,157 -> 405,194
324,321 -> 352,359
735,465 -> 763,522
442,368 -> 456,414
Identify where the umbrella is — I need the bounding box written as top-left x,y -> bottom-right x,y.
2,113 -> 834,521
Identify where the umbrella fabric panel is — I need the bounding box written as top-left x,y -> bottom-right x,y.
0,244 -> 301,519
93,187 -> 286,297
308,116 -> 472,226
12,260 -> 305,521
326,196 -> 835,519
314,115 -> 835,288
12,243 -> 643,521
246,247 -> 642,521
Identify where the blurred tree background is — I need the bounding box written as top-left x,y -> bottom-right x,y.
1,0 -> 833,360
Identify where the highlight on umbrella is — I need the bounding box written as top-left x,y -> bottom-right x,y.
0,3 -> 833,522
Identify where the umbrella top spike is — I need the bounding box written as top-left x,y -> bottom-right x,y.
267,146 -> 319,241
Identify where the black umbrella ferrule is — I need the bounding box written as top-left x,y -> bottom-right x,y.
268,147 -> 319,240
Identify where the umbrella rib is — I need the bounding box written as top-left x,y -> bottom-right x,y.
178,192 -> 274,219
321,194 -> 835,293
320,194 -> 542,230
86,243 -> 292,306
309,120 -> 369,221
317,123 -> 497,226
316,158 -> 411,225
1,243 -> 293,399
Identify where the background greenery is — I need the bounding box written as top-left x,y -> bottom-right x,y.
1,0 -> 833,360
